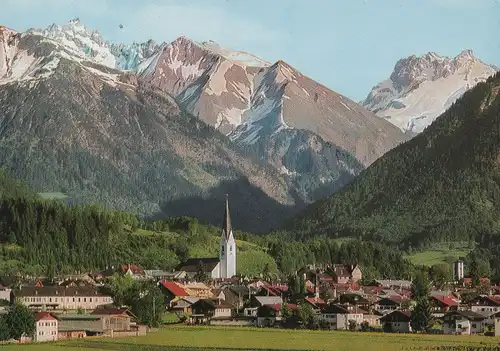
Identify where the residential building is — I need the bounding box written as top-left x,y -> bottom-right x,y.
320,304 -> 364,330
256,303 -> 298,327
245,295 -> 283,317
189,299 -> 235,324
120,264 -> 146,280
380,310 -> 412,333
453,260 -> 464,281
469,295 -> 500,313
182,282 -> 214,299
375,280 -> 412,290
177,258 -> 222,280
145,270 -> 183,281
222,285 -> 256,310
493,311 -> 500,336
376,296 -> 408,314
158,281 -> 188,307
13,286 -> 113,311
171,297 -> 199,314
305,297 -> 327,310
34,312 -> 58,342
330,265 -> 362,284
443,311 -> 485,335
430,295 -> 459,314
0,284 -> 11,302
58,308 -> 135,338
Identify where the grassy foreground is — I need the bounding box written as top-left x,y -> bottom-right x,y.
3,326 -> 500,351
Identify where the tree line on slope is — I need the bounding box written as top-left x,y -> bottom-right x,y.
286,71 -> 500,248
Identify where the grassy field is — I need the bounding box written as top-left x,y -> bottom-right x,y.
404,243 -> 471,266
3,326 -> 500,351
132,228 -> 278,277
37,192 -> 70,200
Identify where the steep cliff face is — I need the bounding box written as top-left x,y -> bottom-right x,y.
139,37 -> 407,166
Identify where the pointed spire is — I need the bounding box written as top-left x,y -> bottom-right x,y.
223,195 -> 232,239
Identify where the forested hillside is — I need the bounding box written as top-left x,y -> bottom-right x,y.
0,170 -> 413,280
287,71 -> 500,248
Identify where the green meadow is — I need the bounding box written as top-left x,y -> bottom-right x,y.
3,326 -> 499,351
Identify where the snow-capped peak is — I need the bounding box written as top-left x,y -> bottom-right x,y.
28,19 -> 116,68
363,49 -> 498,134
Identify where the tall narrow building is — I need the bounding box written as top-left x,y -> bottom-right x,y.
219,196 -> 236,278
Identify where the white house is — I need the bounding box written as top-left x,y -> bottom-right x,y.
320,304 -> 364,330
380,310 -> 412,333
443,311 -> 485,335
34,312 -> 58,342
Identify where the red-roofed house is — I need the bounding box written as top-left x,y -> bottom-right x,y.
159,281 -> 189,307
34,312 -> 58,342
430,295 -> 459,313
305,297 -> 327,309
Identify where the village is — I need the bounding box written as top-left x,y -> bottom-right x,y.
0,200 -> 499,344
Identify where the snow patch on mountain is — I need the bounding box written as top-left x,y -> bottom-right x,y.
363,50 -> 498,133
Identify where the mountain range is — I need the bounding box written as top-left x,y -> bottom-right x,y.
0,19 -> 400,232
288,70 -> 500,247
1,19 -> 497,236
363,50 -> 498,134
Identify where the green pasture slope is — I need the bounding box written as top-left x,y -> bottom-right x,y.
404,242 -> 471,266
3,326 -> 499,351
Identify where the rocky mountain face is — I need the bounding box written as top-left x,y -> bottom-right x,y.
363,50 -> 498,134
288,71 -> 500,246
138,37 -> 406,166
0,25 -> 300,232
0,20 -> 386,231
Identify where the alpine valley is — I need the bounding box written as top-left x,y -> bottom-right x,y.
0,19 -> 406,232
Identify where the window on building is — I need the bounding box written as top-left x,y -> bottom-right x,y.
472,323 -> 477,328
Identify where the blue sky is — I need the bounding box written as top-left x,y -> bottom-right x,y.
1,0 -> 499,100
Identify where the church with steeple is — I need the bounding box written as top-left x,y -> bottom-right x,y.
176,196 -> 237,280
219,196 -> 236,279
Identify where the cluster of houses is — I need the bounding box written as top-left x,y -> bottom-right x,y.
1,200 -> 500,342
155,263 -> 500,336
0,270 -> 150,343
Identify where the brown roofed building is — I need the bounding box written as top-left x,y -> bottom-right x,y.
177,258 -> 221,280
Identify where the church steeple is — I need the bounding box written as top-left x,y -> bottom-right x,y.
222,194 -> 232,239
219,195 -> 236,279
